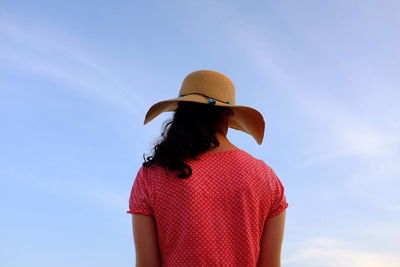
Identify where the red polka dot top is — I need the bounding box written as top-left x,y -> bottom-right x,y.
126,149 -> 288,266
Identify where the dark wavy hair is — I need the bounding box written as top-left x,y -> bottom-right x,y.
142,101 -> 233,179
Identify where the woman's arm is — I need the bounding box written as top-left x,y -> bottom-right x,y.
131,214 -> 162,267
257,210 -> 287,267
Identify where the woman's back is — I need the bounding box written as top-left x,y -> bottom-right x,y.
127,148 -> 288,266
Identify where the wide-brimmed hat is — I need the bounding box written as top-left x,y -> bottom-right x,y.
144,70 -> 265,144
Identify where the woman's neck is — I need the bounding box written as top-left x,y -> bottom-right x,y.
204,132 -> 239,154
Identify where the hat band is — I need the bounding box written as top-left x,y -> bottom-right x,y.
178,92 -> 232,105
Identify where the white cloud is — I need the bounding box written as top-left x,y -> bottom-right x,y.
336,124 -> 398,158
284,236 -> 400,267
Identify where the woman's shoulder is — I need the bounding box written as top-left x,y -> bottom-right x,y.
232,149 -> 268,163
232,149 -> 275,174
137,162 -> 172,179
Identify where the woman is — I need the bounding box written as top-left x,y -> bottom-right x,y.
127,70 -> 288,267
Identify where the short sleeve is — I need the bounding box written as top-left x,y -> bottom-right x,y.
126,166 -> 154,216
267,168 -> 288,218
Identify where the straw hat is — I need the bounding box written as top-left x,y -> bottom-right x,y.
144,70 -> 265,144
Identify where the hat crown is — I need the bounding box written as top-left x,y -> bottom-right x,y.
179,70 -> 236,104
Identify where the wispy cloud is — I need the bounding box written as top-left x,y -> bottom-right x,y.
3,167 -> 126,212
230,4 -> 400,169
0,12 -> 143,116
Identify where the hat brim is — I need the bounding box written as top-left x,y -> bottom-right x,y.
143,94 -> 265,145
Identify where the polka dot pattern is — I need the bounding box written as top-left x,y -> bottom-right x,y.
126,149 -> 288,266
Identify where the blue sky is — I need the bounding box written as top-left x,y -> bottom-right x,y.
1,1 -> 399,266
